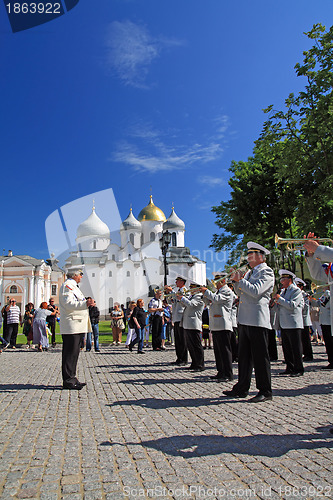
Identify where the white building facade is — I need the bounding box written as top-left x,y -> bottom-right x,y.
0,252 -> 65,313
65,196 -> 206,318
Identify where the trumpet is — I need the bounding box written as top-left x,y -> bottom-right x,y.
275,234 -> 333,252
207,264 -> 249,290
311,283 -> 329,295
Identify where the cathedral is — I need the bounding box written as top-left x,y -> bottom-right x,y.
65,196 -> 206,317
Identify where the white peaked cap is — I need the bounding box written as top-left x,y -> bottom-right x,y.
247,242 -> 270,255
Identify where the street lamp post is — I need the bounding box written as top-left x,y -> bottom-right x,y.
159,230 -> 171,287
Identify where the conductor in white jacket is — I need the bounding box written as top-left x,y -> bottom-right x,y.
59,267 -> 94,390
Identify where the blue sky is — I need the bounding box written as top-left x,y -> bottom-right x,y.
0,0 -> 332,275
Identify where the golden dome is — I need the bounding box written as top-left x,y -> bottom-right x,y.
137,196 -> 166,222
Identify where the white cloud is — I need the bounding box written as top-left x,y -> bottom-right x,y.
112,136 -> 223,173
198,175 -> 225,187
105,21 -> 184,88
110,112 -> 230,173
213,114 -> 229,139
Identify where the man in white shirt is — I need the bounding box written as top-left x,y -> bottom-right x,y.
5,298 -> 22,348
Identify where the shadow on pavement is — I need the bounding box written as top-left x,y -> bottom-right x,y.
0,384 -> 61,392
99,425 -> 333,458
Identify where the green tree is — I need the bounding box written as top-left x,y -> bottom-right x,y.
211,23 -> 333,268
259,23 -> 333,235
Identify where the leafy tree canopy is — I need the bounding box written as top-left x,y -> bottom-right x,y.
211,23 -> 333,265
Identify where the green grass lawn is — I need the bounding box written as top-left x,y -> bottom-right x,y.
1,320 -> 138,345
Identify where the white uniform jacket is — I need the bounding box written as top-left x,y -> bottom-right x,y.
231,291 -> 238,329
233,263 -> 275,329
180,292 -> 204,331
306,245 -> 333,328
168,287 -> 187,323
59,278 -> 90,335
277,284 -> 304,329
203,285 -> 233,331
313,291 -> 331,325
301,291 -> 312,327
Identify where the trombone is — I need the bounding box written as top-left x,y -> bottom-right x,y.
275,234 -> 333,252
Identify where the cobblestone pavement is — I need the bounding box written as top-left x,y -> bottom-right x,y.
0,343 -> 332,500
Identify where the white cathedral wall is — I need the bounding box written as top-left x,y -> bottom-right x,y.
141,221 -> 163,245
76,236 -> 110,251
120,229 -> 141,249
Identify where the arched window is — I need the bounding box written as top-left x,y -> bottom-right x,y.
172,232 -> 177,247
10,285 -> 17,294
143,270 -> 146,276
126,271 -> 130,277
128,254 -> 131,259
150,232 -> 155,242
109,271 -> 112,277
109,297 -> 113,313
93,240 -> 97,249
140,234 -> 144,246
129,233 -> 134,245
112,254 -> 115,261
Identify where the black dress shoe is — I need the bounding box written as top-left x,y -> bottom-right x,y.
137,351 -> 145,354
185,365 -> 195,370
249,394 -> 272,403
78,382 -> 87,387
279,370 -> 292,375
63,383 -> 83,390
223,390 -> 247,398
210,374 -> 222,379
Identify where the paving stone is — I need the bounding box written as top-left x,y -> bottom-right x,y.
0,345 -> 332,498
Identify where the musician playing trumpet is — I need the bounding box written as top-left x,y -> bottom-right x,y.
164,276 -> 188,366
199,273 -> 234,382
176,281 -> 205,372
304,232 -> 333,369
223,242 -> 274,403
274,270 -> 304,377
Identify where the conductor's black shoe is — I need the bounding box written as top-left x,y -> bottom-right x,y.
78,382 -> 86,387
223,390 -> 247,398
249,394 -> 272,403
210,374 -> 222,379
279,370 -> 291,375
